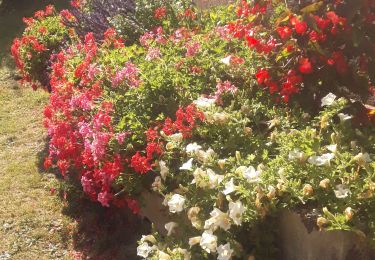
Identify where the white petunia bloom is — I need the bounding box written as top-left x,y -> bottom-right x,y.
288,149 -> 305,161
189,236 -> 201,247
353,152 -> 371,166
158,251 -> 171,260
151,176 -> 162,191
220,55 -> 232,65
180,158 -> 194,171
140,235 -> 156,244
169,133 -> 183,142
192,168 -> 208,188
186,143 -> 202,154
207,168 -> 224,188
165,222 -> 178,236
223,178 -> 236,195
159,160 -> 169,180
168,194 -> 186,213
338,113 -> 352,122
137,242 -> 155,258
321,93 -> 337,107
197,148 -> 217,164
200,230 -> 218,253
229,200 -> 246,225
308,153 -> 335,166
217,243 -> 234,260
334,184 -> 351,199
243,166 -> 261,183
204,208 -> 231,231
326,144 -> 337,153
193,97 -> 216,108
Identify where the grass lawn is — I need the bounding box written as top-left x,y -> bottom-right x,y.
0,68 -> 76,259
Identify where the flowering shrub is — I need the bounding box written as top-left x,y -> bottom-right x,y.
11,5 -> 72,90
12,0 -> 375,258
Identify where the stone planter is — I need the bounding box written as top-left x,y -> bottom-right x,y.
139,191 -> 169,235
278,210 -> 373,260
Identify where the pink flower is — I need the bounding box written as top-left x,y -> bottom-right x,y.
186,42 -> 200,57
97,191 -> 112,207
146,47 -> 161,61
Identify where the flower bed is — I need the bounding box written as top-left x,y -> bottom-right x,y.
12,0 -> 375,259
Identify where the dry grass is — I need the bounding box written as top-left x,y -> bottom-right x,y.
0,68 -> 76,260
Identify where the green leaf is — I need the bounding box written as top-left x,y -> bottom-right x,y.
300,2 -> 324,14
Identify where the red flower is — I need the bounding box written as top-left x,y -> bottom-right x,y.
245,36 -> 259,48
130,152 -> 151,174
295,21 -> 308,35
299,58 -> 313,74
255,68 -> 270,84
276,26 -> 292,39
330,51 -> 349,75
154,7 -> 167,19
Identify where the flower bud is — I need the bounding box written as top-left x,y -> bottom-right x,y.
330,132 -> 337,144
319,178 -> 330,189
344,207 -> 354,221
303,184 -> 314,196
244,127 -> 253,136
316,217 -> 328,230
218,159 -> 226,169
267,185 -> 276,199
166,142 -> 174,150
235,151 -> 241,161
320,115 -> 329,129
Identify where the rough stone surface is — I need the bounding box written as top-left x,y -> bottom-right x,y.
139,191 -> 169,235
279,211 -> 372,260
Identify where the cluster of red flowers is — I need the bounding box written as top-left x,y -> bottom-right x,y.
226,0 -> 374,102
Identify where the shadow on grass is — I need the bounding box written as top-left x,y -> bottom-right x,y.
37,140 -> 150,260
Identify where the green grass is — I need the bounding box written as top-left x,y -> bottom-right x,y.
0,70 -> 76,259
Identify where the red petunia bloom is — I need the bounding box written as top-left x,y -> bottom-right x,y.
295,21 -> 308,35
154,6 -> 167,19
255,68 -> 270,84
277,26 -> 292,39
299,58 -> 313,74
130,152 -> 151,174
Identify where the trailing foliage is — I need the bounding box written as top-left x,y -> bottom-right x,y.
12,0 -> 375,258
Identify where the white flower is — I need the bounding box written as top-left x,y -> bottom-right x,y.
288,149 -> 305,161
243,166 -> 261,183
140,235 -> 156,244
321,93 -> 337,107
213,112 -> 229,124
338,113 -> 352,122
229,200 -> 245,225
159,160 -> 169,180
151,176 -> 162,191
204,208 -> 231,231
207,168 -> 224,188
137,242 -> 154,258
188,207 -> 202,229
193,97 -> 216,108
168,194 -> 186,213
217,243 -> 234,260
223,178 -> 236,195
196,148 -> 217,163
165,222 -> 178,236
334,184 -> 351,199
220,55 -> 232,65
192,168 -> 207,188
158,251 -> 171,260
200,230 -> 218,253
189,236 -> 201,247
186,143 -> 202,154
180,158 -> 194,171
326,144 -> 337,153
170,133 -> 183,142
353,152 -> 371,166
308,153 -> 335,166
